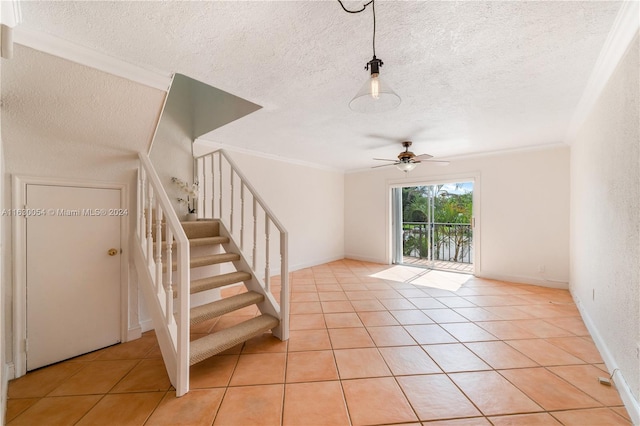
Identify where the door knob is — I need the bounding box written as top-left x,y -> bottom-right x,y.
108,248 -> 118,256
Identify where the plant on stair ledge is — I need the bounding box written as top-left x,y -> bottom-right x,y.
172,177 -> 199,220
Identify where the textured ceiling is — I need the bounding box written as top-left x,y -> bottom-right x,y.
2,45 -> 165,180
13,1 -> 622,171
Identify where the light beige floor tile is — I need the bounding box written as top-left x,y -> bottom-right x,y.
328,327 -> 375,349
229,352 -> 286,386
424,343 -> 491,372
213,384 -> 283,426
288,329 -> 332,352
367,325 -> 417,346
500,368 -> 601,411
505,339 -> 586,366
397,374 -> 481,421
378,346 -> 442,376
76,392 -> 164,426
324,312 -> 363,328
488,413 -> 561,425
390,309 -> 434,325
334,348 -> 391,379
465,341 -> 538,369
405,324 -> 457,344
8,395 -> 100,425
547,364 -> 624,406
49,360 -> 138,396
550,407 -> 631,425
146,389 -> 224,425
8,362 -> 84,398
342,377 -> 418,425
110,359 -> 172,393
545,336 -> 603,363
449,371 -> 542,416
286,350 -> 338,383
357,311 -> 399,326
189,355 -> 238,389
283,381 -> 350,426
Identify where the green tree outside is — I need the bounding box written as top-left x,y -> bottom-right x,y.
402,184 -> 473,262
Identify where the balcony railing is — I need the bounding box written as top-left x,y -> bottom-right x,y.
402,222 -> 473,264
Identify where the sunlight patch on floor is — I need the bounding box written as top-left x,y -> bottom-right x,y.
369,265 -> 472,291
411,269 -> 472,291
369,265 -> 427,283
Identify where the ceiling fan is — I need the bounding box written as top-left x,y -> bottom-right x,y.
373,141 -> 450,172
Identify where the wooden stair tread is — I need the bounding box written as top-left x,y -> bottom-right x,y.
165,252 -> 240,272
191,271 -> 252,294
181,220 -> 220,239
160,236 -> 228,250
191,291 -> 264,325
190,315 -> 279,365
191,253 -> 239,267
190,236 -> 229,247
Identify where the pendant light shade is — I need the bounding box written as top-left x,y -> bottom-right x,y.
349,69 -> 401,113
338,0 -> 401,113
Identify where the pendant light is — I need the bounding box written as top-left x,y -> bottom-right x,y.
339,0 -> 401,113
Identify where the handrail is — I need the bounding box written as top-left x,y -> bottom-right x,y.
194,149 -> 289,340
136,152 -> 190,396
402,221 -> 472,264
219,150 -> 288,236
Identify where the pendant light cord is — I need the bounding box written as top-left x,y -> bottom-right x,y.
337,0 -> 376,56
372,0 -> 376,57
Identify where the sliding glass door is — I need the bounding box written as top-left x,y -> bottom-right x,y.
393,182 -> 474,273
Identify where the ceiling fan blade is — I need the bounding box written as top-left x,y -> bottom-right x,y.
373,158 -> 399,162
371,163 -> 398,169
413,153 -> 433,161
421,160 -> 450,166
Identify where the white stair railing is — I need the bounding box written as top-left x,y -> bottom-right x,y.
134,152 -> 190,396
195,149 -> 289,340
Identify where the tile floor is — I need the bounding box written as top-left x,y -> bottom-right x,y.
5,260 -> 632,425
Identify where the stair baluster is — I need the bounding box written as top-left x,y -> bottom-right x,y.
135,149 -> 289,399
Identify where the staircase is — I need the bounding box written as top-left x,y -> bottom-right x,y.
135,150 -> 289,397
179,220 -> 280,366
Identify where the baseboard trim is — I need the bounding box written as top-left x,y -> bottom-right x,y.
6,362 -> 14,381
127,325 -> 142,342
289,255 -> 347,272
343,254 -> 386,265
475,272 -> 569,289
573,294 -> 640,425
139,318 -> 155,334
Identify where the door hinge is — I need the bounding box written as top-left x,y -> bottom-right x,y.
23,338 -> 28,352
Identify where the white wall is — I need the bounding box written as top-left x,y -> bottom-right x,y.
197,148 -> 345,271
570,33 -> 639,420
345,146 -> 570,287
0,41 -> 6,426
1,47 -> 165,376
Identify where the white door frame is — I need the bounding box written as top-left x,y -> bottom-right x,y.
12,175 -> 129,378
385,172 -> 481,274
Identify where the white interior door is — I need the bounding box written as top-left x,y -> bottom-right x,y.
26,184 -> 122,370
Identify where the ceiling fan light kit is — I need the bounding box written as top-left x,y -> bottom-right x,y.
372,141 -> 450,172
396,161 -> 417,172
338,0 -> 401,113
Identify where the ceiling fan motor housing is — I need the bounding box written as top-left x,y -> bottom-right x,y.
399,141 -> 415,162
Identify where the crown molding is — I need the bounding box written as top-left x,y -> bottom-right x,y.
565,0 -> 640,143
13,25 -> 172,92
1,0 -> 22,27
193,139 -> 344,173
